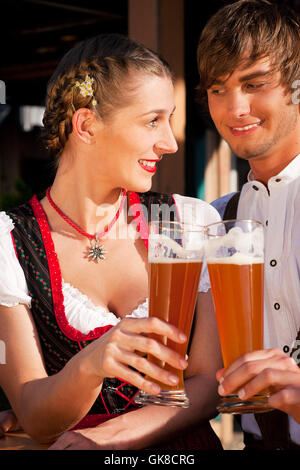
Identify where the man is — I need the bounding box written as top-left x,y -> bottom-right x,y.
197,0 -> 300,449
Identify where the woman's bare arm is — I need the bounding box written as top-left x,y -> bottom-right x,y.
49,290 -> 223,450
0,303 -> 187,443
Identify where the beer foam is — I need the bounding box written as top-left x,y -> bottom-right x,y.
148,234 -> 204,262
149,257 -> 202,264
204,226 -> 264,259
207,252 -> 263,265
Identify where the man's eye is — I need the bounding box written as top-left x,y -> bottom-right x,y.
246,83 -> 264,90
209,88 -> 224,95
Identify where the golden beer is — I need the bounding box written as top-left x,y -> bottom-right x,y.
207,259 -> 263,369
147,259 -> 203,390
134,221 -> 205,408
205,219 -> 271,413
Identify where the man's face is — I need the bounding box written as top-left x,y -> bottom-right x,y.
207,57 -> 300,163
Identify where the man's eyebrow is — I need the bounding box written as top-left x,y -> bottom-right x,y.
210,70 -> 272,87
239,70 -> 273,82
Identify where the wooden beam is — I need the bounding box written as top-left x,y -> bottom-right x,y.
128,0 -> 185,195
24,0 -> 123,19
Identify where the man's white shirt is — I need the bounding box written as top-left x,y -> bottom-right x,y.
236,154 -> 300,443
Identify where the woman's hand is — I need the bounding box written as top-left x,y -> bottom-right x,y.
81,316 -> 188,395
216,348 -> 300,423
0,409 -> 21,436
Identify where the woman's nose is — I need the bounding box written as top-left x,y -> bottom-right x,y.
155,126 -> 178,155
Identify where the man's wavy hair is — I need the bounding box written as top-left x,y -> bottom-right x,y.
197,0 -> 300,110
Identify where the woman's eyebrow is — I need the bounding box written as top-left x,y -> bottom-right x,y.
139,106 -> 176,117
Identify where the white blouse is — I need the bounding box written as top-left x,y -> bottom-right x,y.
0,194 -> 220,335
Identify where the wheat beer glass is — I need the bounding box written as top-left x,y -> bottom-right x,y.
205,219 -> 272,414
134,221 -> 205,407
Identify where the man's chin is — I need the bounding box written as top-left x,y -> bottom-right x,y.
230,146 -> 268,161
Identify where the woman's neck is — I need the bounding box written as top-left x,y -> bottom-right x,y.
45,170 -> 124,236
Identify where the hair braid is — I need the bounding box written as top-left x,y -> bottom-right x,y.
42,62 -> 98,157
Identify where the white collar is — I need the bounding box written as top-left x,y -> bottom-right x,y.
247,153 -> 300,183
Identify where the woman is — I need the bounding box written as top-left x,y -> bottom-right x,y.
0,34 -> 222,450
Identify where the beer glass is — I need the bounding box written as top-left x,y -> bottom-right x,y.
205,219 -> 272,414
134,221 -> 205,407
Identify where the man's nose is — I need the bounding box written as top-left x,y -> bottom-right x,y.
227,90 -> 251,119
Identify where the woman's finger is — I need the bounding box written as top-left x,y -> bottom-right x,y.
112,331 -> 188,370
116,348 -> 182,387
116,317 -> 187,344
104,358 -> 163,394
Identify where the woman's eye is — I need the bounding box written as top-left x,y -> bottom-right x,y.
148,117 -> 158,127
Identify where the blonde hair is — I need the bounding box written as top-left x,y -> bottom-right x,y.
42,34 -> 172,158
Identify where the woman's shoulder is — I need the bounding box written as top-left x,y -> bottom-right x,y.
0,211 -> 31,308
0,211 -> 15,236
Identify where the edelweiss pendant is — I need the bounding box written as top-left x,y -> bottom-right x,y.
87,237 -> 107,262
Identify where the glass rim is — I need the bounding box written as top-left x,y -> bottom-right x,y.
205,218 -> 264,229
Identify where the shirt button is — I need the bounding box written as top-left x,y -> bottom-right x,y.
274,303 -> 280,310
266,220 -> 268,226
270,259 -> 277,267
252,185 -> 259,191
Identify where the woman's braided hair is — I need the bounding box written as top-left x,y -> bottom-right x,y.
42,34 -> 172,159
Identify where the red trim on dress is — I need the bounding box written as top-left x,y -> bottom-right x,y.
29,192 -> 149,342
29,195 -> 114,342
10,231 -> 18,258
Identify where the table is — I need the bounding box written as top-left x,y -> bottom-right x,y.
0,431 -> 48,450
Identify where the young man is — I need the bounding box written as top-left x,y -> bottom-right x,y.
197,0 -> 300,449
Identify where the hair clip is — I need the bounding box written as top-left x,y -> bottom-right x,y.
71,75 -> 97,111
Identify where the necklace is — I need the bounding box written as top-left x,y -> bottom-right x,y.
46,187 -> 127,262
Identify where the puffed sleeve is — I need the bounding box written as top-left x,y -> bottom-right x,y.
172,194 -> 221,293
0,212 -> 31,307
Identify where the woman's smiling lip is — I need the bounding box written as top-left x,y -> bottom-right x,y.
138,158 -> 161,173
229,121 -> 263,136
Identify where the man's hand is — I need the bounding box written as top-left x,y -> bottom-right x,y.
217,348 -> 300,423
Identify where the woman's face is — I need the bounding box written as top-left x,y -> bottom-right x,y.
92,73 -> 178,193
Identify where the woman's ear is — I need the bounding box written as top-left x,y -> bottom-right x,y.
71,108 -> 103,145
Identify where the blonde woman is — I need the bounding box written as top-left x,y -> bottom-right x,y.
0,34 -> 222,450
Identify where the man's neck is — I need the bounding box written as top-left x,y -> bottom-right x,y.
249,153 -> 299,186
